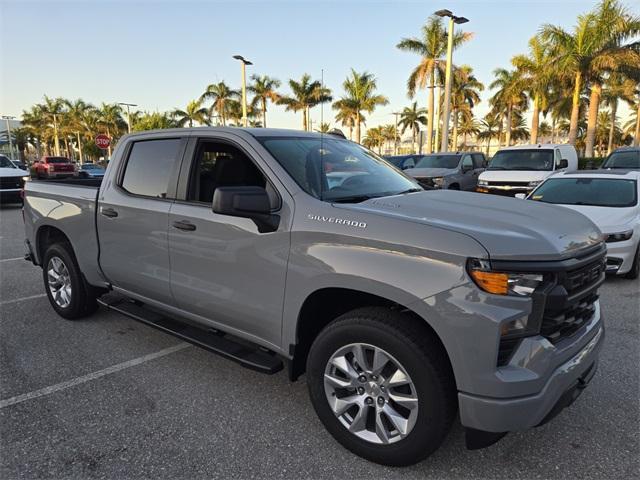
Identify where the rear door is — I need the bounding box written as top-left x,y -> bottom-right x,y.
167,133 -> 291,347
97,134 -> 187,304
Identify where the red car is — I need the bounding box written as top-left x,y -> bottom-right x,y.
33,156 -> 77,179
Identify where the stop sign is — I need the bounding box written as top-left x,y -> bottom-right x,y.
95,134 -> 111,149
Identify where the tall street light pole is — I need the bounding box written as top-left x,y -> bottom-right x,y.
435,9 -> 468,152
1,115 -> 16,158
118,102 -> 137,134
233,55 -> 253,127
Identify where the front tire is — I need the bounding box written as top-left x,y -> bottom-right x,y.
624,245 -> 639,279
42,242 -> 98,319
306,307 -> 456,466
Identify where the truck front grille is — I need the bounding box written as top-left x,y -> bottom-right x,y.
415,177 -> 435,188
541,292 -> 599,343
486,181 -> 530,187
0,177 -> 24,190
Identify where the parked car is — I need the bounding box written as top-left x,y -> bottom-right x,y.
600,146 -> 640,170
0,155 -> 28,203
32,156 -> 77,179
521,170 -> 639,278
404,152 -> 486,190
477,144 -> 578,196
24,128 -> 605,466
10,159 -> 28,171
78,163 -> 106,179
384,154 -> 422,170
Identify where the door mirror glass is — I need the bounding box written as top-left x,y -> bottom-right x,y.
212,186 -> 279,233
557,159 -> 568,169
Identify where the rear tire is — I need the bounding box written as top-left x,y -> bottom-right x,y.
306,307 -> 456,466
624,245 -> 639,279
42,242 -> 98,319
448,184 -> 460,190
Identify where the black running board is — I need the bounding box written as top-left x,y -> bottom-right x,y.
97,294 -> 283,374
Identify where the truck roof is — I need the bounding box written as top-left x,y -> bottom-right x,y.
121,127 -> 335,141
498,143 -> 574,151
552,169 -> 640,179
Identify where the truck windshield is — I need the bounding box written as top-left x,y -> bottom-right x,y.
415,154 -> 461,169
601,150 -> 640,169
489,150 -> 554,171
257,136 -> 421,202
46,157 -> 70,164
530,178 -> 637,208
0,156 -> 16,168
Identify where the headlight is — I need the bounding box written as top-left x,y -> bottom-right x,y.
22,176 -> 30,182
432,177 -> 445,187
528,180 -> 542,188
605,230 -> 633,243
478,179 -> 488,186
467,258 -> 544,296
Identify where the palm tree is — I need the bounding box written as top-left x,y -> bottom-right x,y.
133,112 -> 176,131
39,96 -> 66,156
603,75 -> 638,154
200,81 -> 240,126
97,103 -> 125,158
279,74 -> 331,131
478,114 -> 501,157
316,122 -> 331,133
65,99 -> 96,160
489,68 -> 527,147
363,126 -> 386,154
334,102 -> 359,140
332,69 -> 388,144
623,104 -> 639,146
248,75 -> 281,128
173,100 -> 209,128
512,35 -> 553,143
397,16 -> 472,153
398,102 -> 427,153
457,115 -> 481,148
450,65 -> 484,149
542,0 -> 640,151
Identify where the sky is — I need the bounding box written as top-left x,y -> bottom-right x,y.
1,0 -> 637,131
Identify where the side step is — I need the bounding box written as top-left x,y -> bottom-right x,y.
97,294 -> 283,374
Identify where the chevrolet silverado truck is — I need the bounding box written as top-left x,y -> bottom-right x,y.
23,128 -> 606,466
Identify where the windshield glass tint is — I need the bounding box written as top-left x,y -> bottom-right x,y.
415,155 -> 460,169
489,150 -> 553,171
0,156 -> 15,168
602,151 -> 640,169
46,157 -> 70,164
531,178 -> 637,207
258,137 -> 419,202
81,164 -> 101,169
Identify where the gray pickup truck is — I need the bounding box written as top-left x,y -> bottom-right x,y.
23,128 -> 605,466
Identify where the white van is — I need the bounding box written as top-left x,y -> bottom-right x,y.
477,144 -> 578,196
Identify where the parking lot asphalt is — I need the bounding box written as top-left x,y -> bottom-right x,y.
0,202 -> 638,479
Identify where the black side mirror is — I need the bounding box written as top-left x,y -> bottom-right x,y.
212,186 -> 279,233
557,159 -> 568,169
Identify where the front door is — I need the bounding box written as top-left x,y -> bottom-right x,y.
167,135 -> 290,347
97,136 -> 186,304
460,154 -> 477,190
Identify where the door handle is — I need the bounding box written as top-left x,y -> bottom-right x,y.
101,207 -> 118,218
172,220 -> 196,231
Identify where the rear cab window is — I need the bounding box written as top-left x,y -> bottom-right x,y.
120,138 -> 182,198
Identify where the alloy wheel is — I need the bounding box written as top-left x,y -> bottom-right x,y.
47,256 -> 72,308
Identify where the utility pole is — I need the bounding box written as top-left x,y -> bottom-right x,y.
435,9 -> 468,152
76,131 -> 83,163
118,102 -> 137,134
233,55 -> 253,127
392,112 -> 401,155
434,86 -> 442,152
53,114 -> 60,156
1,115 -> 15,158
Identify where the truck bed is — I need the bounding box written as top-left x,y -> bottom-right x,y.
23,179 -> 104,286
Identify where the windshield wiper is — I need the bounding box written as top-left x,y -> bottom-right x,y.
329,195 -> 378,203
396,188 -> 422,195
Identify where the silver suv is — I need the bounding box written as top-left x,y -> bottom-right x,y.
404,151 -> 486,190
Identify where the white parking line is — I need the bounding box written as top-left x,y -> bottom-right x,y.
0,343 -> 191,409
0,257 -> 24,263
0,293 -> 47,305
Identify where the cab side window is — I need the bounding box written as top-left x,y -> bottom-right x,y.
121,139 -> 181,198
462,155 -> 473,170
472,154 -> 485,169
188,141 -> 278,208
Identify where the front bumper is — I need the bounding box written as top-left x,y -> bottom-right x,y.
605,239 -> 637,275
476,185 -> 532,196
459,323 -> 604,433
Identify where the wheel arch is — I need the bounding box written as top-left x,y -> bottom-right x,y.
288,287 -> 454,385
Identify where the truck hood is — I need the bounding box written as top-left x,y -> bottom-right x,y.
0,167 -> 26,177
404,167 -> 456,178
552,204 -> 638,234
341,190 -> 603,260
479,170 -> 552,183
